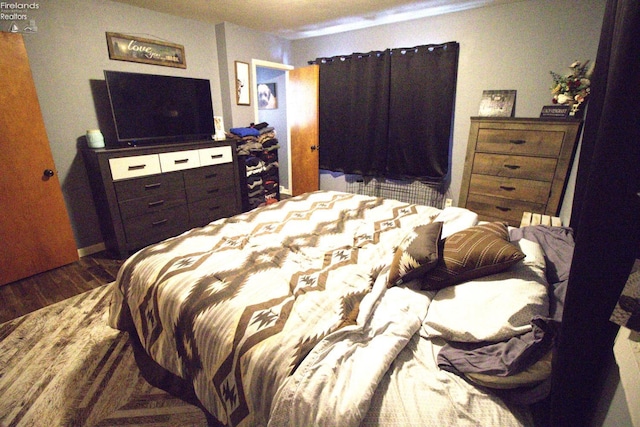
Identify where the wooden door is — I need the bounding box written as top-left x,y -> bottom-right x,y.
0,33 -> 78,286
289,65 -> 320,196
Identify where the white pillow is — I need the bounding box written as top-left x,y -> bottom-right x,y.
422,239 -> 549,342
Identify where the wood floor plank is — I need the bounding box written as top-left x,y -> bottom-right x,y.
0,251 -> 125,323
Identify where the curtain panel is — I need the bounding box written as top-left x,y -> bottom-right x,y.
547,1 -> 640,426
318,51 -> 391,176
317,42 -> 459,182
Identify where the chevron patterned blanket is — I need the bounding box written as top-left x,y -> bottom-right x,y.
109,191 -> 494,426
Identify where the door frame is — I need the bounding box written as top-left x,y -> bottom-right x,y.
251,59 -> 294,195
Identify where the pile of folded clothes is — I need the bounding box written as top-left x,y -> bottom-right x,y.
229,122 -> 280,210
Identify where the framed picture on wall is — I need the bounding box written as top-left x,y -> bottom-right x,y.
258,83 -> 277,110
235,61 -> 250,105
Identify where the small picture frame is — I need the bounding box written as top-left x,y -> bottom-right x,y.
478,90 -> 516,117
540,104 -> 571,118
213,116 -> 226,140
257,83 -> 278,110
235,61 -> 250,106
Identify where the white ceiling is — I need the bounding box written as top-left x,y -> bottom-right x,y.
112,0 -> 525,40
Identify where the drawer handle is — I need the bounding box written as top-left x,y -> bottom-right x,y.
207,188 -> 220,194
145,183 -> 162,189
509,139 -> 526,145
205,173 -> 218,179
152,219 -> 168,226
174,159 -> 189,164
495,206 -> 512,212
504,164 -> 521,170
128,164 -> 146,171
209,206 -> 221,211
210,154 -> 224,159
148,200 -> 165,207
499,185 -> 516,191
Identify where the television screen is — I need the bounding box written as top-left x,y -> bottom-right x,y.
104,70 -> 215,145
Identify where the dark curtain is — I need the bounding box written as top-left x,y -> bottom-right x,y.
317,42 -> 458,181
318,51 -> 391,176
548,1 -> 640,426
387,43 -> 459,180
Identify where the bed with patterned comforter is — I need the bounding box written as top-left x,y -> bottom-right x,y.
109,190 -> 571,426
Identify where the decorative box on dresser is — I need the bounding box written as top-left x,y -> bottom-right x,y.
458,117 -> 582,227
84,140 -> 242,258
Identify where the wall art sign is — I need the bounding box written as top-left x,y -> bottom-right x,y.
540,104 -> 571,118
235,61 -> 251,106
106,32 -> 186,69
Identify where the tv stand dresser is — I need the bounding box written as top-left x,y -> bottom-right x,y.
84,140 -> 242,258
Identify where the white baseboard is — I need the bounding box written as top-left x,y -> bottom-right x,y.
77,242 -> 106,258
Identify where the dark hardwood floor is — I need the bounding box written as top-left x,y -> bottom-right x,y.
0,251 -> 125,324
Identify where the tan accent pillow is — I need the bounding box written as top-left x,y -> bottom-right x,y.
388,221 -> 443,287
465,350 -> 553,389
421,222 -> 525,290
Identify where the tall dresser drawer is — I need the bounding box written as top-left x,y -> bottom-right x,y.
113,172 -> 184,201
465,194 -> 545,225
472,153 -> 557,181
109,154 -> 161,180
476,129 -> 564,156
468,174 -> 551,204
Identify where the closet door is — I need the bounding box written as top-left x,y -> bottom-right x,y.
289,65 -> 319,196
0,33 -> 78,286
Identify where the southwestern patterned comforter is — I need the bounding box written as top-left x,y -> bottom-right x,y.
109,191 -> 539,426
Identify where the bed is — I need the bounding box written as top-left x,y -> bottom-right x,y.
108,190 -> 574,426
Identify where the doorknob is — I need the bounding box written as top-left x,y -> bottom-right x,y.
43,169 -> 55,178
310,145 -> 319,151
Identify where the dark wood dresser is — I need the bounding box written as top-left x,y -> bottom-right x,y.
458,117 -> 582,226
84,140 -> 241,258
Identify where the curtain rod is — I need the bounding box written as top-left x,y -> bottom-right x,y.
308,41 -> 457,65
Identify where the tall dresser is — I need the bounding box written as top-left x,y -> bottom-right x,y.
458,117 -> 582,226
84,140 -> 242,258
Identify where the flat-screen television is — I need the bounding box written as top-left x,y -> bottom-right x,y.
104,70 -> 215,146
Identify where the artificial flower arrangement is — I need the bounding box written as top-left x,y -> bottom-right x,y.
550,60 -> 593,106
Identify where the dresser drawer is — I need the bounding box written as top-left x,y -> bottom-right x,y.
472,153 -> 557,181
189,195 -> 239,227
122,204 -> 189,248
114,172 -> 184,202
199,145 -> 233,166
118,193 -> 187,219
468,174 -> 551,204
465,194 -> 545,226
184,164 -> 235,187
476,129 -> 564,157
109,154 -> 161,180
159,149 -> 201,172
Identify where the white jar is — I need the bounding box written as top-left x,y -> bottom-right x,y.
86,129 -> 105,148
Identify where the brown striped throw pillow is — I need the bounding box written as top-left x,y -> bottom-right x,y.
388,221 -> 443,287
421,222 -> 525,290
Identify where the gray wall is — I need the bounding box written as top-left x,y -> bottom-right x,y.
22,0 -> 224,250
290,0 -> 606,211
20,0 -> 606,252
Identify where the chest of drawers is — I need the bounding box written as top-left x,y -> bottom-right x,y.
458,117 -> 582,226
84,140 -> 241,258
